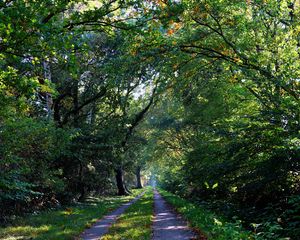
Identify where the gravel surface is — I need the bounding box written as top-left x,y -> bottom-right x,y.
152,189 -> 197,240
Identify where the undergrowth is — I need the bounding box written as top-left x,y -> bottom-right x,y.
158,188 -> 255,240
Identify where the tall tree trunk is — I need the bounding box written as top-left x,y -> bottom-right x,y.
115,168 -> 127,196
136,166 -> 143,189
43,61 -> 53,119
53,101 -> 60,124
73,80 -> 79,128
78,183 -> 86,202
86,103 -> 96,124
78,161 -> 86,202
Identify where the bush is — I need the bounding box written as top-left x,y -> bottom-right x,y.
0,118 -> 71,222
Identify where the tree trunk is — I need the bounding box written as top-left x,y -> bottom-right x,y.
78,161 -> 86,202
136,166 -> 143,189
43,61 -> 53,119
53,99 -> 61,126
78,183 -> 86,202
73,80 -> 79,128
115,168 -> 127,196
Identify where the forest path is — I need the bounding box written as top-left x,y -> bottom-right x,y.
80,192 -> 145,240
152,189 -> 198,240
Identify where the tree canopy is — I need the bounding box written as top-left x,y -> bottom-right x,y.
0,0 -> 300,238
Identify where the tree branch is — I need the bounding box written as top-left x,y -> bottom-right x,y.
121,85 -> 157,147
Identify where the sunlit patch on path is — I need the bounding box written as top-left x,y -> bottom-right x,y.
152,189 -> 197,240
80,192 -> 145,240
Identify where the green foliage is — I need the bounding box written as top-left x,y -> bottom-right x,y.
278,195 -> 300,239
0,117 -> 71,220
137,1 -> 300,239
0,0 -> 159,222
1,0 -> 300,238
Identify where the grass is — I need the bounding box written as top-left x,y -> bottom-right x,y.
0,189 -> 144,240
101,187 -> 153,240
158,188 -> 256,240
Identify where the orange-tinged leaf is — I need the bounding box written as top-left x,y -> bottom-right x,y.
167,29 -> 175,35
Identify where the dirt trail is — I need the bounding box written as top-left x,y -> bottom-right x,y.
152,189 -> 198,240
80,192 -> 144,240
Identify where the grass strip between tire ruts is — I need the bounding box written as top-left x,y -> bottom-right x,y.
101,187 -> 153,240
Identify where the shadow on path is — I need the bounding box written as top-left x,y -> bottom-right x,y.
152,189 -> 197,240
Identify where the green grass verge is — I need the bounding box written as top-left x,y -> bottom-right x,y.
101,187 -> 153,240
0,189 -> 143,240
158,189 -> 255,240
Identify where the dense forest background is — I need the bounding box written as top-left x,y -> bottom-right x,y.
0,0 -> 300,239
